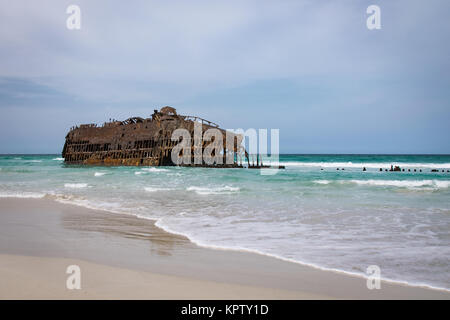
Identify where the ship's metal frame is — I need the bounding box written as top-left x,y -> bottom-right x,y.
62,107 -> 247,167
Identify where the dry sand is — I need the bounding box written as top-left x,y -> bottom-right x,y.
0,198 -> 448,299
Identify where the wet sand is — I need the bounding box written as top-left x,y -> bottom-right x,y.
0,198 -> 448,299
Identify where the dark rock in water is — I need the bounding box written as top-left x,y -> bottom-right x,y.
337,168 -> 340,170
393,166 -> 401,172
408,169 -> 411,172
431,169 -> 438,172
342,168 -> 345,170
385,169 -> 388,172
420,169 -> 422,172
363,167 -> 366,171
402,169 -> 405,172
379,168 -> 383,171
320,168 -> 323,171
414,169 -> 416,172
443,170 -> 445,172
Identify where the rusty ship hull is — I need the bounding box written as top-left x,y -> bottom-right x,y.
62,107 -> 245,167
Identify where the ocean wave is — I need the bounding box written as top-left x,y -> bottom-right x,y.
346,179 -> 450,189
187,185 -> 240,195
313,179 -> 450,189
53,157 -> 64,161
434,181 -> 450,188
277,161 -> 450,169
64,183 -> 89,189
94,172 -> 107,177
0,192 -> 46,199
135,168 -> 169,175
141,167 -> 169,172
313,180 -> 331,185
144,187 -> 172,192
53,194 -> 125,214
153,219 -> 450,292
2,186 -> 446,292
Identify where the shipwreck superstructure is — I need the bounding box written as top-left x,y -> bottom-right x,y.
62,107 -> 247,167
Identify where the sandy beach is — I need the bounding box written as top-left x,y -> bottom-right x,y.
0,198 -> 448,299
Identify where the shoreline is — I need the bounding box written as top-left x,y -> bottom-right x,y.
30,193 -> 450,293
0,197 -> 449,299
153,219 -> 450,293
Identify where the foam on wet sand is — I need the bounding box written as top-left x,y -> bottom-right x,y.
0,198 -> 448,299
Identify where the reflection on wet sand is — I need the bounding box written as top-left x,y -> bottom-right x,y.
61,209 -> 191,257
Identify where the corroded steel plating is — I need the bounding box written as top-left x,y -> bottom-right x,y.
62,107 -> 246,167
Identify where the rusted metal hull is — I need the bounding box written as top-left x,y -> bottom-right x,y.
62,107 -> 245,167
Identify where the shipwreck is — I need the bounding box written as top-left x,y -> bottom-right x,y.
62,106 -> 251,167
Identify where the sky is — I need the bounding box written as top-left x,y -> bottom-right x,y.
0,0 -> 449,154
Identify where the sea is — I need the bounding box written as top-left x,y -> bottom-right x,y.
0,154 -> 449,290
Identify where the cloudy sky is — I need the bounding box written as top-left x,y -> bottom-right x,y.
0,0 -> 449,153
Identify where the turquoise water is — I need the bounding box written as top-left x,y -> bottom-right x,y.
1,154 -> 449,290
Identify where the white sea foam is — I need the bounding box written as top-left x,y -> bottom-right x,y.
2,154 -> 450,291
434,180 -> 450,188
53,157 -> 64,161
2,184 -> 445,292
153,219 -> 450,293
313,180 -> 331,185
0,192 -> 46,198
141,167 -> 169,172
26,160 -> 42,163
64,183 -> 88,189
346,179 -> 450,188
53,194 -> 124,214
313,178 -> 450,188
277,161 -> 450,169
135,168 -> 169,175
94,172 -> 107,177
144,187 -> 172,192
187,185 -> 240,195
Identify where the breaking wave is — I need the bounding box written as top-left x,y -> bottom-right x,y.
186,185 -> 240,195
278,161 -> 450,169
135,168 -> 169,175
2,154 -> 450,291
64,183 -> 89,189
144,187 -> 172,192
313,179 -> 450,189
313,180 -> 331,185
141,167 -> 169,173
94,172 -> 107,177
0,192 -> 46,198
346,179 -> 450,189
